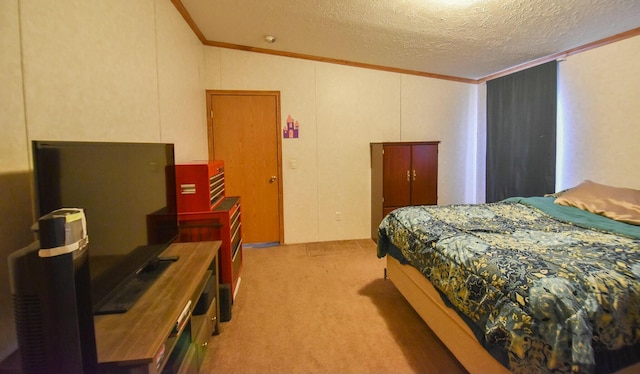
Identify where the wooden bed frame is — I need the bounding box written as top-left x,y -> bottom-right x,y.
387,255 -> 640,374
386,255 -> 510,373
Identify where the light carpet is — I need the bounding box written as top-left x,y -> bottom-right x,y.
200,239 -> 466,373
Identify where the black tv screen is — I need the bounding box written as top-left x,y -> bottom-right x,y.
32,140 -> 178,314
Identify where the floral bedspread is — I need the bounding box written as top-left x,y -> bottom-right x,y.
377,198 -> 640,373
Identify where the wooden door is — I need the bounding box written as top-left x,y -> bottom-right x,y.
207,91 -> 283,245
382,145 -> 411,208
410,144 -> 438,205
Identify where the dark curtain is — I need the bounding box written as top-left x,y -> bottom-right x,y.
486,61 -> 557,202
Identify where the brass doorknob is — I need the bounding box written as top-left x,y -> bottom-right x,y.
269,176 -> 277,183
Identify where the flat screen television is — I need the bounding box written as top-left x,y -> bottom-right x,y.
32,140 -> 179,314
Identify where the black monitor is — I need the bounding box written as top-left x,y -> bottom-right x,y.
31,140 -> 178,314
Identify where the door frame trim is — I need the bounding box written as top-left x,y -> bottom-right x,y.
206,90 -> 284,244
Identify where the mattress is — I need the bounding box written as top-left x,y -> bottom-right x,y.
377,197 -> 640,373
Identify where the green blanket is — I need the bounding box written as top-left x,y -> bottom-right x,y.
505,196 -> 640,239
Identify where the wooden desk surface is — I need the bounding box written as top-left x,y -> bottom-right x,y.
94,241 -> 220,366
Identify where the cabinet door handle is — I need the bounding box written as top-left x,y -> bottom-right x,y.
269,176 -> 277,183
413,170 -> 416,181
407,170 -> 410,182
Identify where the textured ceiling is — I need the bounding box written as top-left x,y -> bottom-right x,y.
178,0 -> 640,81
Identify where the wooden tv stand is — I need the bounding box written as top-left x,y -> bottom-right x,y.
94,241 -> 221,373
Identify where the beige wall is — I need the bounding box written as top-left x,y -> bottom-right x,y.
18,0 -> 207,160
203,47 -> 480,244
558,35 -> 640,190
0,0 -> 206,360
0,0 -> 33,362
400,75 -> 482,203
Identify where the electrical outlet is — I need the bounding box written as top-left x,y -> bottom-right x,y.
335,212 -> 342,221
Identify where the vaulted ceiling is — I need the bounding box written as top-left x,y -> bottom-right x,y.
175,0 -> 640,82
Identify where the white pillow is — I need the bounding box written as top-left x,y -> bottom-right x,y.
554,180 -> 640,225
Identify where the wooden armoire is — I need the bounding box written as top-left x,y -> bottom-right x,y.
370,141 -> 439,240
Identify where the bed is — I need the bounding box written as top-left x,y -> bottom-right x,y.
377,181 -> 640,374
